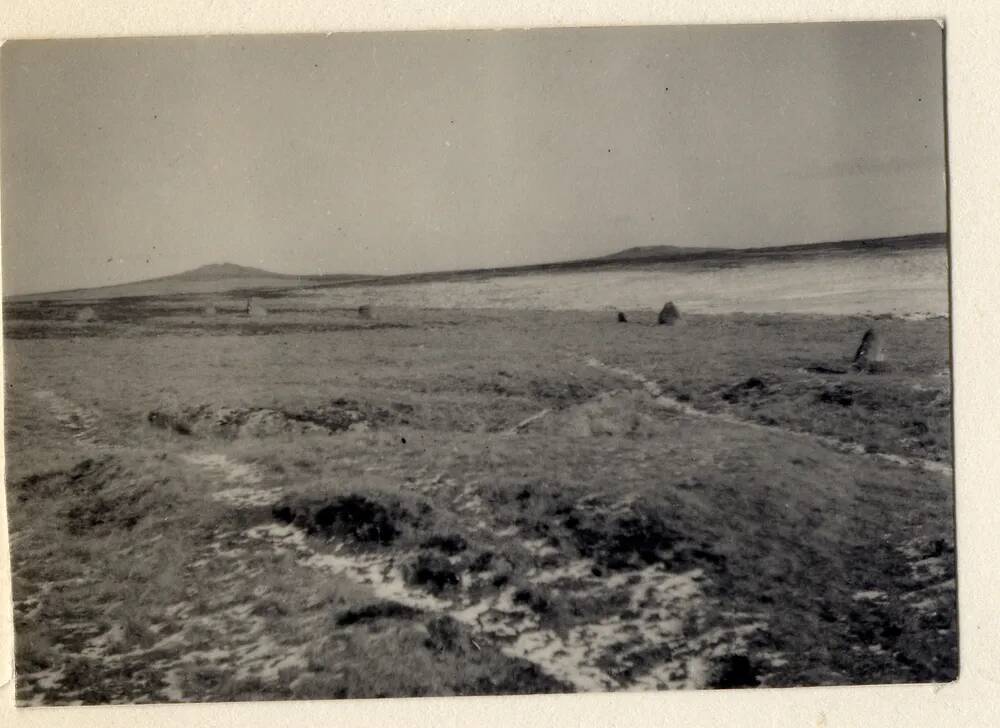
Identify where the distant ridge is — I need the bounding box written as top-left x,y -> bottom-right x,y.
5,232 -> 946,302
310,232 -> 948,289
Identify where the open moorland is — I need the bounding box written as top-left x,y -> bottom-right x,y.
3,240 -> 955,704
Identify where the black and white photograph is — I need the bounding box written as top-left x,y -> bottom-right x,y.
1,20 -> 955,706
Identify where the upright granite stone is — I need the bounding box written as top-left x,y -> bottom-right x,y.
657,301 -> 680,325
852,328 -> 886,372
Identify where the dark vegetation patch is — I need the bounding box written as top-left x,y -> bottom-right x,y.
804,364 -> 849,375
191,322 -> 413,336
421,533 -> 468,555
512,586 -> 551,614
468,551 -> 495,573
476,376 -> 599,405
335,601 -> 423,627
5,295 -> 401,322
694,371 -> 951,463
595,640 -> 676,684
4,298 -> 169,322
4,323 -> 118,340
707,654 -> 761,689
9,457 -> 118,504
816,384 -> 857,407
273,493 -> 412,546
562,501 -> 725,572
850,536 -> 956,683
313,497 -> 400,545
3,317 -> 413,340
720,376 -> 778,403
405,552 -> 462,593
423,615 -> 464,653
752,519 -> 957,688
293,399 -> 407,429
49,658 -> 173,704
225,288 -> 297,300
147,399 -> 404,438
10,456 -> 179,536
295,616 -> 571,700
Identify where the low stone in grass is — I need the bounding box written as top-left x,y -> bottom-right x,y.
657,301 -> 680,325
75,306 -> 98,322
246,298 -> 268,317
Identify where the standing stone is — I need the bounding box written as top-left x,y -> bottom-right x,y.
75,306 -> 97,322
852,328 -> 885,371
657,301 -> 680,325
617,311 -> 628,323
358,304 -> 374,320
247,298 -> 268,317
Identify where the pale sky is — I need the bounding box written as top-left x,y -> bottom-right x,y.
1,21 -> 946,295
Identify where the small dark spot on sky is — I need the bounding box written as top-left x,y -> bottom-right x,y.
608,149 -> 612,153
153,114 -> 157,119
918,97 -> 922,102
314,64 -> 318,68
665,87 -> 669,91
106,258 -> 112,263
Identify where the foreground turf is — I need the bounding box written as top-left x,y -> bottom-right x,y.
4,305 -> 955,704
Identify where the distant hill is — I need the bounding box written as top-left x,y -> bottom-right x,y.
166,262 -> 303,281
599,244 -> 728,260
6,263 -> 370,302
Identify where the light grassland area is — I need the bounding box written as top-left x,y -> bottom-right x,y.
3,242 -> 955,704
